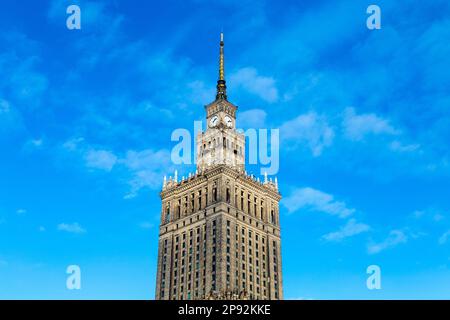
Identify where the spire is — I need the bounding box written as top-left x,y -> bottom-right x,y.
216,32 -> 227,100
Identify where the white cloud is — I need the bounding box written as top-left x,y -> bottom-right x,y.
62,136 -> 172,198
30,139 -> 43,147
280,112 -> 334,156
187,80 -> 215,105
412,208 -> 446,222
282,187 -> 355,218
139,221 -> 154,229
121,149 -> 173,199
0,98 -> 23,132
85,149 -> 118,171
367,230 -> 407,254
38,226 -> 46,232
413,210 -> 425,219
129,100 -> 174,121
16,209 -> 27,215
122,149 -> 170,171
343,107 -> 399,141
230,67 -> 279,103
57,222 -> 86,234
237,109 -> 267,129
62,137 -> 85,151
438,230 -> 450,245
389,140 -> 420,153
322,219 -> 370,241
0,99 -> 11,114
23,138 -> 44,151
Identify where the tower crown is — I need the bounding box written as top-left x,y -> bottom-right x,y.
198,33 -> 243,173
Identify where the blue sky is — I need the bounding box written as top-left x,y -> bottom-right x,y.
1,0 -> 450,299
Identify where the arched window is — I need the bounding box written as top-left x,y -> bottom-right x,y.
270,210 -> 275,224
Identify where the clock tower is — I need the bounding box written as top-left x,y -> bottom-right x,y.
197,33 -> 245,173
156,33 -> 283,301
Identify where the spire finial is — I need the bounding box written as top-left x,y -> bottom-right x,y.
216,32 -> 227,100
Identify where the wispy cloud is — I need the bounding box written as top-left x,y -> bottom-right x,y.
16,209 -> 27,215
322,219 -> 370,242
389,141 -> 420,153
368,230 -> 407,254
61,136 -> 172,198
0,98 -> 23,133
283,187 -> 355,218
57,222 -> 86,234
0,98 -> 10,114
237,109 -> 267,129
23,138 -> 44,151
280,112 -> 334,156
438,230 -> 450,245
343,107 -> 399,141
230,67 -> 279,103
85,149 -> 118,172
121,148 -> 173,199
139,222 -> 154,229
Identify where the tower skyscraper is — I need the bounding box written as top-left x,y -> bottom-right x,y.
155,33 -> 283,300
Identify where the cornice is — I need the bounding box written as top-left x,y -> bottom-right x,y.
161,165 -> 281,201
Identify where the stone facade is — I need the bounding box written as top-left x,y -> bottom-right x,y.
155,34 -> 283,300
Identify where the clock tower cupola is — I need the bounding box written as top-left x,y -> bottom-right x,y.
197,33 -> 245,173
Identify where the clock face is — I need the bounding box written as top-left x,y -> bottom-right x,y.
224,115 -> 233,128
209,115 -> 219,127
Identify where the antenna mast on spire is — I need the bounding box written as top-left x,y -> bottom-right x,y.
216,32 -> 227,100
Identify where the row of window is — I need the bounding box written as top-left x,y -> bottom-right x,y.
159,220 -> 281,299
163,187 -> 279,226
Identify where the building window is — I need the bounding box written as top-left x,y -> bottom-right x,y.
165,211 -> 170,223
